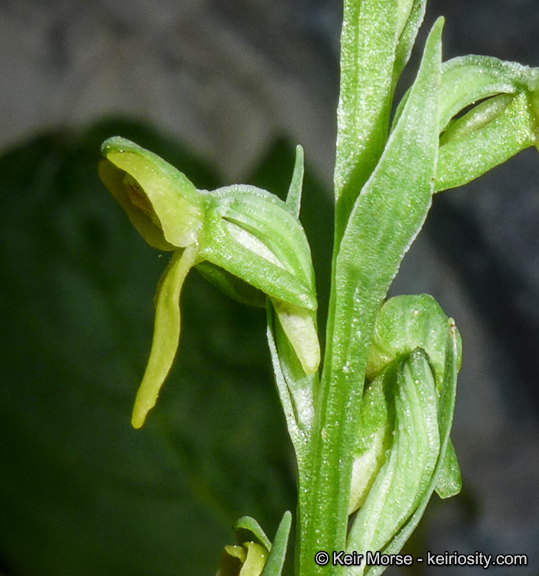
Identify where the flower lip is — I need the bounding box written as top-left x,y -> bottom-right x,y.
99,136 -> 206,250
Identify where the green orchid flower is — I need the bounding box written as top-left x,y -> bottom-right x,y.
217,513 -> 292,576
348,295 -> 463,517
99,137 -> 319,428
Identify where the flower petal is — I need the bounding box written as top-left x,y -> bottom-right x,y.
131,245 -> 199,429
271,299 -> 320,375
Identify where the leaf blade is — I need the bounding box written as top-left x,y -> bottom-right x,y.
301,20 -> 444,570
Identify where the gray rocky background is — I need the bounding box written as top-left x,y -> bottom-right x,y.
1,0 -> 538,573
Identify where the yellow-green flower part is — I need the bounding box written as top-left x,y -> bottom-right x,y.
99,136 -> 320,429
99,136 -> 205,250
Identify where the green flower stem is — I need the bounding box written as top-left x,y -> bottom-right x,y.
297,19 -> 443,575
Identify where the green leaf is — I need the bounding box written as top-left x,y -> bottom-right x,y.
332,19 -> 443,387
260,511 -> 292,576
334,0 -> 400,239
301,19 -> 443,570
392,0 -> 427,85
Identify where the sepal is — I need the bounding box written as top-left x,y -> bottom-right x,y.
435,56 -> 539,190
99,136 -> 205,249
200,182 -> 320,374
201,185 -> 316,310
348,368 -> 392,514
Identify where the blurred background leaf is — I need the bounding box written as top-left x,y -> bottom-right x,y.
0,119 -> 331,576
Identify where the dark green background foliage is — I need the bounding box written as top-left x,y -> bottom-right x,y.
0,120 -> 332,575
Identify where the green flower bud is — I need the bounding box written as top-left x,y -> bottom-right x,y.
217,513 -> 291,576
366,294 -> 462,390
355,295 -> 462,514
348,295 -> 464,513
217,542 -> 269,576
347,349 -> 441,567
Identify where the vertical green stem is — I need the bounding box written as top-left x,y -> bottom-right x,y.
296,16 -> 442,574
